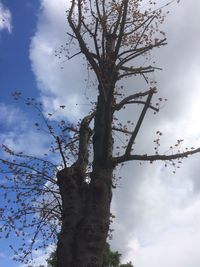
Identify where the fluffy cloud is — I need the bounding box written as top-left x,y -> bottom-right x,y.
0,103 -> 25,127
0,2 -> 12,33
29,1 -> 200,266
30,0 -> 92,121
129,196 -> 200,267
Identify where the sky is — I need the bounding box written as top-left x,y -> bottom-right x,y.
0,0 -> 200,266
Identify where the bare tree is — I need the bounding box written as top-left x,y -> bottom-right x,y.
1,0 -> 200,266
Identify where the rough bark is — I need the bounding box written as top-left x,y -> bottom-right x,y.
56,165 -> 86,266
75,169 -> 112,267
57,166 -> 113,267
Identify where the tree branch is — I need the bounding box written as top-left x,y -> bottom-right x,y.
112,126 -> 132,135
78,112 -> 95,171
67,51 -> 82,60
117,38 -> 167,67
119,65 -> 162,72
117,65 -> 161,80
114,0 -> 129,57
68,0 -> 103,88
112,1 -> 124,35
125,88 -> 156,156
118,70 -> 153,79
113,147 -> 200,165
115,89 -> 155,111
57,137 -> 67,168
0,158 -> 56,184
119,100 -> 159,112
124,15 -> 154,37
134,15 -> 155,49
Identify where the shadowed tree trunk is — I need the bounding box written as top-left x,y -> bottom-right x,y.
57,83 -> 115,266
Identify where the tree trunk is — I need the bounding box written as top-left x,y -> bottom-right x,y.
75,168 -> 112,266
57,86 -> 114,266
57,167 -> 112,267
56,166 -> 86,266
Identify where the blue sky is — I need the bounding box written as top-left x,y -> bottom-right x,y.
1,0 -> 200,267
0,1 -> 39,102
0,1 -> 42,266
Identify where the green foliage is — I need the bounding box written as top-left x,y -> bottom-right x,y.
103,242 -> 121,267
46,250 -> 57,267
102,242 -> 134,267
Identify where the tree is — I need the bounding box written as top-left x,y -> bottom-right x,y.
1,0 -> 200,266
47,250 -> 57,267
103,242 -> 121,267
102,242 -> 133,267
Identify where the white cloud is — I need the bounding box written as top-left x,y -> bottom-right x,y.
0,2 -> 12,33
1,130 -> 51,157
111,157 -> 200,266
130,197 -> 200,267
30,0 -> 92,122
0,103 -> 25,127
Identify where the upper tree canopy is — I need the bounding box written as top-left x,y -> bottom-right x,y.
67,0 -> 167,89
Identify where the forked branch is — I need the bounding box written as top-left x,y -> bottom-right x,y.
115,89 -> 156,111
117,38 -> 167,67
68,0 -> 102,85
118,65 -> 162,80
